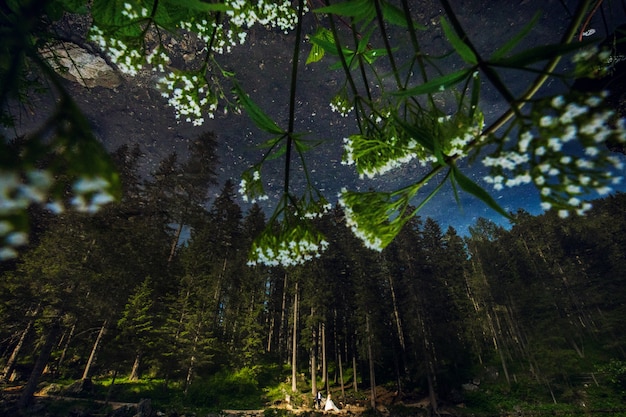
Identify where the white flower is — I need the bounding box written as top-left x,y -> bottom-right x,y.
568,197 -> 581,206
566,184 -> 581,194
540,116 -> 555,127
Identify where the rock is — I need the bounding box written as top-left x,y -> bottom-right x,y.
37,383 -> 62,396
40,42 -> 122,88
108,405 -> 136,417
64,378 -> 94,395
134,398 -> 154,417
461,383 -> 479,392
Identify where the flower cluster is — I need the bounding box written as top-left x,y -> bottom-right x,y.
179,19 -> 247,55
226,0 -> 305,33
146,45 -> 171,73
238,167 -> 269,203
330,92 -> 353,117
121,2 -> 149,20
158,72 -> 217,125
338,188 -> 412,251
0,170 -> 52,259
69,176 -> 116,214
248,220 -> 329,267
89,25 -> 143,76
436,109 -> 485,159
571,45 -> 612,79
343,133 -> 420,179
0,172 -> 115,259
341,109 -> 421,178
342,105 -> 485,180
483,91 -> 626,218
300,198 -> 332,219
88,1 -> 304,126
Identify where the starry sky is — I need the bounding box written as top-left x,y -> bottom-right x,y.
204,0 -> 626,236
6,0 -> 626,237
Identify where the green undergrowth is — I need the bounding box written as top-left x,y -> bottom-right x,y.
461,381 -> 626,417
88,364 -> 287,411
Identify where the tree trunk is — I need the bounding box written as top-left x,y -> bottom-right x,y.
321,322 -> 327,389
82,320 -> 107,381
353,355 -> 358,393
338,351 -> 345,398
278,273 -> 288,360
168,223 -> 184,263
266,277 -> 275,353
387,274 -> 406,393
18,318 -> 61,410
56,320 -> 76,374
184,320 -> 203,394
291,281 -> 299,393
2,319 -> 33,383
366,315 -> 376,409
213,257 -> 227,327
387,274 -> 405,351
311,309 -> 317,397
129,352 -> 142,381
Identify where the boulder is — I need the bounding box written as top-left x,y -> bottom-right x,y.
40,41 -> 122,88
134,398 -> 154,417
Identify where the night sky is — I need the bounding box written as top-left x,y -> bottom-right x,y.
6,0 -> 626,237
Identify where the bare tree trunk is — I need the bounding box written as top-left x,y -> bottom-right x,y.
56,320 -> 76,374
278,273 -> 288,360
213,258 -> 227,327
291,281 -> 299,393
311,309 -> 317,397
2,305 -> 41,382
267,315 -> 275,353
82,320 -> 107,380
353,355 -> 358,393
366,315 -> 376,409
387,274 -> 405,351
2,320 -> 34,383
486,310 -> 511,385
321,322 -> 327,388
129,352 -> 141,381
338,351 -> 345,398
168,223 -> 184,263
18,319 -> 61,410
184,320 -> 203,394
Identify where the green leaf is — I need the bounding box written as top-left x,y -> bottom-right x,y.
314,0 -> 375,22
363,48 -> 388,64
450,164 -> 511,219
92,0 -> 130,27
381,1 -> 410,28
307,28 -> 334,64
179,0 -> 230,13
440,17 -> 477,65
306,42 -> 325,64
491,11 -> 541,61
266,144 -> 288,160
233,83 -> 284,135
308,28 -> 349,58
394,69 -> 471,96
255,136 -> 284,150
490,40 -> 592,68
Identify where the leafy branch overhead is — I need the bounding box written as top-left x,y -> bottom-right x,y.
1,0 -> 625,266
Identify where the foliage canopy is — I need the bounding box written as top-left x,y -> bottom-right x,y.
1,0 -> 625,266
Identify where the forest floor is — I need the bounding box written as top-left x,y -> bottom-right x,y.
0,383 -> 448,417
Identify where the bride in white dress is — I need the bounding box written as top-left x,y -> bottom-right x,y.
324,393 -> 340,412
